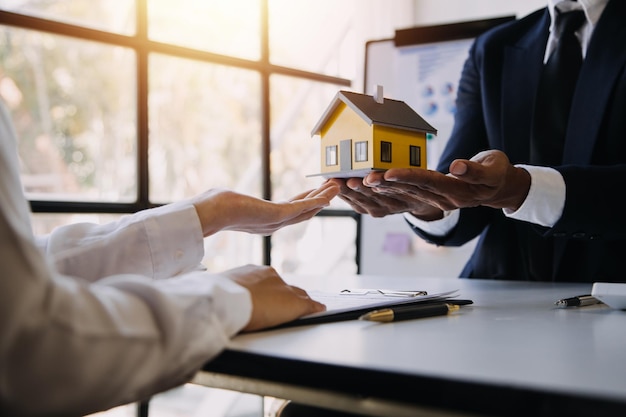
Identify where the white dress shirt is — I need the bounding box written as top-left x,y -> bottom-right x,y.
406,0 -> 609,235
0,100 -> 252,416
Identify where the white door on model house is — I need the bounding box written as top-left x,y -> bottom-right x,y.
340,139 -> 352,171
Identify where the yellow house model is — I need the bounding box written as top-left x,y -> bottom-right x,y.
310,86 -> 437,178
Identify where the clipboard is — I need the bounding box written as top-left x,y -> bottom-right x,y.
274,289 -> 472,329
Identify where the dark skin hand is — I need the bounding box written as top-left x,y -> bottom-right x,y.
330,150 -> 531,220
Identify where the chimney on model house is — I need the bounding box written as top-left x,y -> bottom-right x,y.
373,85 -> 384,104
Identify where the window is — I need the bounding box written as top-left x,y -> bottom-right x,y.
1,29 -> 138,203
325,145 -> 338,166
1,0 -> 414,275
380,141 -> 392,163
355,141 -> 368,162
410,145 -> 422,167
0,3 -> 415,414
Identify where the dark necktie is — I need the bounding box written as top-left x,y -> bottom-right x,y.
530,8 -> 585,165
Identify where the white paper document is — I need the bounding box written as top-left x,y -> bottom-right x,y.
302,289 -> 460,319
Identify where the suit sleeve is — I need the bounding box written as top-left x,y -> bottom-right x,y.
410,39 -> 499,247
554,164 -> 626,240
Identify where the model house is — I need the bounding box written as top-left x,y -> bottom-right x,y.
310,86 -> 437,178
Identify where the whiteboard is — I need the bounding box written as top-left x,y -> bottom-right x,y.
365,37 -> 474,169
359,17 -> 514,277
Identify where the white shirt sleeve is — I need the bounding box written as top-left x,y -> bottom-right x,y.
503,164 -> 565,227
403,165 -> 565,236
0,100 -> 252,416
403,208 -> 460,236
36,202 -> 206,282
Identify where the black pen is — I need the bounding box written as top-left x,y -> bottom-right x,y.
359,303 -> 460,322
555,294 -> 601,308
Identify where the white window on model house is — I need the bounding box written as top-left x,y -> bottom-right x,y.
380,141 -> 392,162
326,145 -> 338,166
410,145 -> 422,167
355,141 -> 368,162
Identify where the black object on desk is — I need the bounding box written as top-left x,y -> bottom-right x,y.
274,298 -> 473,329
359,302 -> 460,322
555,294 -> 601,308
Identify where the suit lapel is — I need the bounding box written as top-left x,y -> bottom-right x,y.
563,0 -> 626,164
501,11 -> 549,163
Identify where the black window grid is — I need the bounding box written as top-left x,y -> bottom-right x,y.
0,0 -> 361,268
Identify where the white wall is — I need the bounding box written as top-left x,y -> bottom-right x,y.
412,0 -> 547,26
352,0 -> 416,92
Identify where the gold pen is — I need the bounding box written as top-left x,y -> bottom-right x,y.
359,303 -> 460,322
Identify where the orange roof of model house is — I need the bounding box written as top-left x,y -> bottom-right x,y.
310,87 -> 437,178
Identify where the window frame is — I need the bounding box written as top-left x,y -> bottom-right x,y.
325,145 -> 338,166
409,145 -> 421,167
380,140 -> 392,163
354,140 -> 368,162
0,0 -> 359,267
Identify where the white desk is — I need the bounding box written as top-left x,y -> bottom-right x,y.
194,275 -> 626,417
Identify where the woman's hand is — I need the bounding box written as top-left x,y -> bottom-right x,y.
221,264 -> 325,331
193,181 -> 339,237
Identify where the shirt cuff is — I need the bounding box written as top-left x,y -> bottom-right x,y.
142,203 -> 205,279
503,165 -> 565,227
403,209 -> 460,237
207,276 -> 253,336
152,271 -> 253,337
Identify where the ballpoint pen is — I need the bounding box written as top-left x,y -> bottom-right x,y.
359,303 -> 460,322
555,294 -> 601,308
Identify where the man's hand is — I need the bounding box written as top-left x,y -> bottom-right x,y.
330,174 -> 444,220
331,150 -> 530,220
444,150 -> 530,211
222,265 -> 325,332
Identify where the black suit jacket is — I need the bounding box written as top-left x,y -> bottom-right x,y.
410,0 -> 626,282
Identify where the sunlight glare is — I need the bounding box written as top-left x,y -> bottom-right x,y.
148,0 -> 261,60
